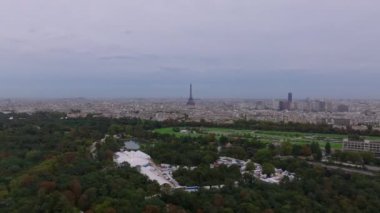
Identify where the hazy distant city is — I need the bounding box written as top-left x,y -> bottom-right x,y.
2,87 -> 380,130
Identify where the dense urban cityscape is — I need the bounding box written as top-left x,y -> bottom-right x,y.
2,89 -> 380,130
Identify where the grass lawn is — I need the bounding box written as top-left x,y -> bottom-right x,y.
154,127 -> 201,137
154,127 -> 380,149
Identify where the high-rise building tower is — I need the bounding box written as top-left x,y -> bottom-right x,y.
288,92 -> 293,103
187,84 -> 195,106
279,92 -> 293,111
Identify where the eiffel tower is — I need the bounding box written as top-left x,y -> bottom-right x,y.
186,84 -> 195,106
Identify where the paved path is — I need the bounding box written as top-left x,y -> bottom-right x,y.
365,165 -> 380,172
307,162 -> 376,176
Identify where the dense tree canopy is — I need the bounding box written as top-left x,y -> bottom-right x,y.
0,112 -> 379,212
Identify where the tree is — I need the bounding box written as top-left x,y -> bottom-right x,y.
239,203 -> 260,213
292,144 -> 303,156
348,134 -> 363,141
281,141 -> 293,156
69,179 -> 82,201
325,142 -> 331,155
143,205 -> 161,213
206,133 -> 216,143
262,163 -> 275,176
347,152 -> 363,164
245,162 -> 256,171
311,142 -> 322,161
213,194 -> 224,208
310,142 -> 318,154
254,149 -> 272,164
222,146 -> 247,160
108,124 -> 124,135
360,152 -> 374,165
219,135 -> 228,145
301,145 -> 312,156
315,148 -> 322,161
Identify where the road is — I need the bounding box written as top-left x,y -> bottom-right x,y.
307,162 -> 376,176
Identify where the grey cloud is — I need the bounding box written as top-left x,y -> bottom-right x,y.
0,0 -> 379,98
98,53 -> 160,61
123,30 -> 133,35
2,38 -> 28,44
98,55 -> 136,60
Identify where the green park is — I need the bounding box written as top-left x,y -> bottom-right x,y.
155,127 -> 380,149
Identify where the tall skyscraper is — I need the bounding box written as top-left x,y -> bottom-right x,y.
279,92 -> 293,111
186,84 -> 195,106
288,92 -> 293,103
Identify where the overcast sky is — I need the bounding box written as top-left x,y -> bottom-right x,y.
0,0 -> 379,99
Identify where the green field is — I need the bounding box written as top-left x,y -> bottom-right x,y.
154,127 -> 380,149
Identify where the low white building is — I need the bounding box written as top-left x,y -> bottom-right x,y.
114,150 -> 180,187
